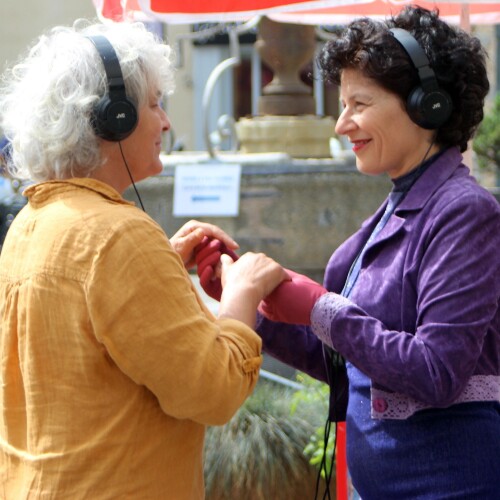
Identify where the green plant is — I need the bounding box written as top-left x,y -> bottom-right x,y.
473,92 -> 500,174
204,378 -> 330,500
290,373 -> 336,479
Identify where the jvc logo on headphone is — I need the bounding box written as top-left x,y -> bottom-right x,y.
390,28 -> 452,129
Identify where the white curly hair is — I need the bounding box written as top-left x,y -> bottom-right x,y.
0,19 -> 175,181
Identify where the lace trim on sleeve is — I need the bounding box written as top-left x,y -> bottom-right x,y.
311,292 -> 353,348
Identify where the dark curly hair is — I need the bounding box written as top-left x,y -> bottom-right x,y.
318,6 -> 489,152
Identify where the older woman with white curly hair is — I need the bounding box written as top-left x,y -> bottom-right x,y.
0,20 -> 287,499
3,20 -> 176,183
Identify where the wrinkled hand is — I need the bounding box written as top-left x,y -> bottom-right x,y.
194,237 -> 239,301
218,251 -> 290,327
170,220 -> 238,269
258,269 -> 328,325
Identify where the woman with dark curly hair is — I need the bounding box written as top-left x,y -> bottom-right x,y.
196,5 -> 500,498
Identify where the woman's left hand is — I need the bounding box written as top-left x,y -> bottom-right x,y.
258,270 -> 327,325
170,220 -> 239,269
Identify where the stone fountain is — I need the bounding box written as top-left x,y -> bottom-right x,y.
236,17 -> 334,158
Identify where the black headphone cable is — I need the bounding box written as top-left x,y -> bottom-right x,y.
118,141 -> 146,212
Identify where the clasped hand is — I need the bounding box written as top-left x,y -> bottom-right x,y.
169,220 -> 239,269
194,237 -> 327,325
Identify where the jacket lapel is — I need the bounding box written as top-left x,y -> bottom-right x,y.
365,147 -> 464,251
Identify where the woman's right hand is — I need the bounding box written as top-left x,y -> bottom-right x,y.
218,252 -> 289,328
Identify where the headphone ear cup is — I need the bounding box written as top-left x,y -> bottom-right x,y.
389,28 -> 453,130
406,86 -> 453,130
92,95 -> 138,142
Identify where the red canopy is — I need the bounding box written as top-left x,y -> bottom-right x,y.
271,1 -> 500,26
92,0 -> 350,23
92,0 -> 500,25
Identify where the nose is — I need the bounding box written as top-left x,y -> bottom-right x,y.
161,107 -> 171,132
335,106 -> 355,136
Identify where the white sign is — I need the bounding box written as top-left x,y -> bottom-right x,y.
173,163 -> 242,217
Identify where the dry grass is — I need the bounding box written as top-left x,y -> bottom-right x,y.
204,380 -> 330,500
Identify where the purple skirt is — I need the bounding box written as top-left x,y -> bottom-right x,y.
346,363 -> 500,499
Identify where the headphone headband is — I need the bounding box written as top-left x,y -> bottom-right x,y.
389,28 -> 452,129
87,36 -> 127,96
390,28 -> 436,91
85,35 -> 138,141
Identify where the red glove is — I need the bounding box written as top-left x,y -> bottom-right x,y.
258,269 -> 327,325
194,237 -> 239,301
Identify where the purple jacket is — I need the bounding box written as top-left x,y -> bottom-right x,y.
257,147 -> 500,419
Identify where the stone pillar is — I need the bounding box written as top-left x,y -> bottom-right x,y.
236,17 -> 335,158
256,17 -> 316,116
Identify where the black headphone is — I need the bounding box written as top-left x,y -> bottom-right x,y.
390,28 -> 452,130
85,35 -> 138,141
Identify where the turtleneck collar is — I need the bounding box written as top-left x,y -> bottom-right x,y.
392,149 -> 446,194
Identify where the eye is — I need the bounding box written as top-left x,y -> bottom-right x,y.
149,92 -> 163,108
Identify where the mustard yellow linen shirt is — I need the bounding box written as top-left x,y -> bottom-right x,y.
0,178 -> 262,499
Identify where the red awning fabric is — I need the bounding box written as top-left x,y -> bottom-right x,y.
270,0 -> 500,25
92,0 -> 500,25
92,0 -> 353,23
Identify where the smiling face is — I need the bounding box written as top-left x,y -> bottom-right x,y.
120,90 -> 170,182
335,68 -> 438,179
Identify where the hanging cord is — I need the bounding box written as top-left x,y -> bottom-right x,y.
314,348 -> 345,500
395,137 -> 437,204
314,418 -> 334,500
118,141 -> 146,212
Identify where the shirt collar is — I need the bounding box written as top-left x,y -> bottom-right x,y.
23,178 -> 135,207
